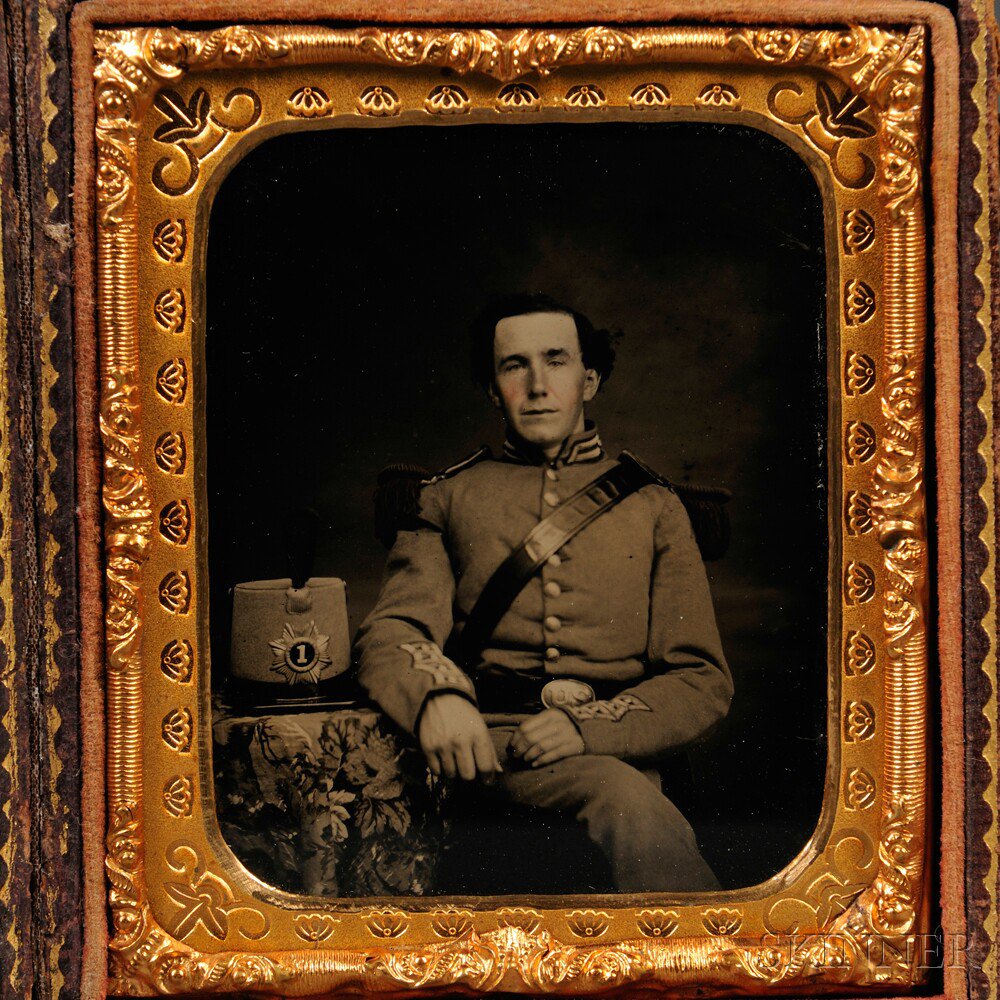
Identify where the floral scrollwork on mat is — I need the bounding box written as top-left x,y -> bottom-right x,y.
151,87 -> 262,196
357,84 -> 400,117
287,85 -> 332,118
496,82 -> 541,112
429,907 -> 474,938
153,218 -> 186,262
163,841 -> 269,941
292,912 -> 340,943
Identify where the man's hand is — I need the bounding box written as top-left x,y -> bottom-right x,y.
418,694 -> 502,781
510,709 -> 585,767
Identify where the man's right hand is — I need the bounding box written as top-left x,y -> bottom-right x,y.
418,694 -> 503,781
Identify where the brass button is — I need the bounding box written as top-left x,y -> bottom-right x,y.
544,615 -> 561,632
547,553 -> 562,568
544,581 -> 561,597
545,646 -> 560,662
545,468 -> 559,481
543,491 -> 559,507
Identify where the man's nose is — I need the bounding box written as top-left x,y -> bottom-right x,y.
527,361 -> 549,396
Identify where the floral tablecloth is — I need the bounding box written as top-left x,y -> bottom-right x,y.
212,706 -> 445,896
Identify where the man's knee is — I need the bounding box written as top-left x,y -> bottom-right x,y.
522,755 -> 675,815
574,756 -> 663,804
557,755 -> 663,805
550,756 -> 697,844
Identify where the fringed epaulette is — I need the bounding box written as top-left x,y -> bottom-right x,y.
374,463 -> 429,549
373,447 -> 491,549
625,452 -> 732,561
669,481 -> 732,562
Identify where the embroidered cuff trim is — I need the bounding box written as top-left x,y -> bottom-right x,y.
566,693 -> 652,722
400,641 -> 475,696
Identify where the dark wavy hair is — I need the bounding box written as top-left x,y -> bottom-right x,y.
470,293 -> 617,392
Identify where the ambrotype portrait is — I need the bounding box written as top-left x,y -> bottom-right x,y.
206,121 -> 827,898
89,15 -> 938,995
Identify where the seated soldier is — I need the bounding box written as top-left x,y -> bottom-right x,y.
354,293 -> 732,892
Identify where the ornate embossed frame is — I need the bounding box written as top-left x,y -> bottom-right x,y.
85,12 -> 947,997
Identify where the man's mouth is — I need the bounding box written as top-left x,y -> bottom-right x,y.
522,409 -> 557,416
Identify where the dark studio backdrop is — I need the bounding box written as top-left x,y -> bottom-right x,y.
206,119 -> 828,891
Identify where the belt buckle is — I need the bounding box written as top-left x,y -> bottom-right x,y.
541,678 -> 595,710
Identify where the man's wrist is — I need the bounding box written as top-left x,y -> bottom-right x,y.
414,688 -> 478,737
552,704 -> 585,736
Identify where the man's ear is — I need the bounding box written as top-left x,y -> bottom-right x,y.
582,368 -> 601,402
487,383 -> 502,409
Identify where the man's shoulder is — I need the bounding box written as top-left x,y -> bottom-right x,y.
620,455 -> 732,561
421,446 -> 494,489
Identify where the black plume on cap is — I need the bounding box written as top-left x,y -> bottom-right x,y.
282,508 -> 320,588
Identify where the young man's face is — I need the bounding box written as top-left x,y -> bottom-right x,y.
491,311 -> 600,459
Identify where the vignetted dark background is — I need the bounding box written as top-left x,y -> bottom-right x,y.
206,120 -> 828,890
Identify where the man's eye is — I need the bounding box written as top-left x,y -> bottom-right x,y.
502,362 -> 524,372
547,358 -> 566,367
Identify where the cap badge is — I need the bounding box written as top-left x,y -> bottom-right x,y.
268,621 -> 332,684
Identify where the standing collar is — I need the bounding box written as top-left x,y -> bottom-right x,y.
501,421 -> 605,468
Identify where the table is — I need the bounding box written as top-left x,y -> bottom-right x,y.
212,704 -> 445,896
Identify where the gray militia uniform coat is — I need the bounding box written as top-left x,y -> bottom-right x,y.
355,424 -> 733,891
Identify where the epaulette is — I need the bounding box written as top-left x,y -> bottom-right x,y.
421,445 -> 492,486
673,479 -> 733,563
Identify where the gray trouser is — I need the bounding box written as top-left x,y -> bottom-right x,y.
484,728 -> 720,893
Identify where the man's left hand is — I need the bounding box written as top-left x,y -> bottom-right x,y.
510,709 -> 585,767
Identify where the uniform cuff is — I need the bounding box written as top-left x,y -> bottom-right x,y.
577,718 -> 629,758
